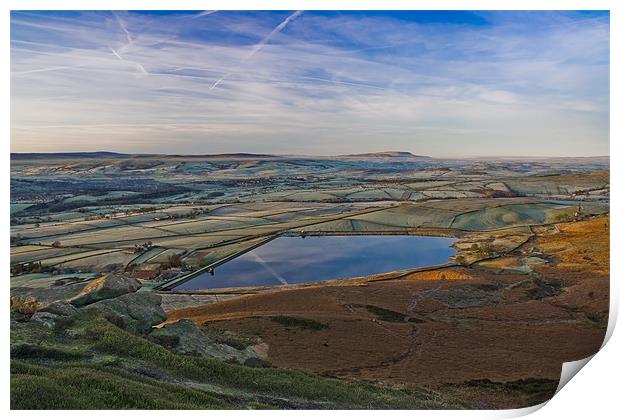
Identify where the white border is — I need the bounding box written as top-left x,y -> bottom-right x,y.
2,1 -> 616,419
0,1 -> 616,11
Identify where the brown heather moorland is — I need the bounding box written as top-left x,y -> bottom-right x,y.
168,215 -> 609,408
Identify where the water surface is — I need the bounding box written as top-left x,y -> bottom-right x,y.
175,235 -> 455,290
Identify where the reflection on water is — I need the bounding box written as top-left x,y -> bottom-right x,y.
174,235 -> 455,290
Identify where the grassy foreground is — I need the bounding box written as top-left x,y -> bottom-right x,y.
10,311 -> 468,409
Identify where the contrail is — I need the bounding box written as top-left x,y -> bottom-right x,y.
247,10 -> 303,60
110,47 -> 148,75
134,62 -> 148,75
143,11 -> 219,49
113,11 -> 133,46
11,66 -> 67,76
247,250 -> 288,285
210,10 -> 303,89
110,13 -> 147,75
110,47 -> 122,60
299,76 -> 387,91
191,10 -> 218,20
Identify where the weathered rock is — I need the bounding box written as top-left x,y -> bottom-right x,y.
38,300 -> 79,317
10,294 -> 43,315
11,283 -> 86,309
10,309 -> 29,323
29,311 -> 61,328
69,274 -> 141,307
149,319 -> 263,363
27,300 -> 80,328
86,291 -> 166,335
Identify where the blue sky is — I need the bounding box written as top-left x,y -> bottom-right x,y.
10,10 -> 609,157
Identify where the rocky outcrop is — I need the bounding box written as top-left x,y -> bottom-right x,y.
68,274 -> 141,307
11,283 -> 87,309
13,277 -> 267,367
29,311 -> 62,328
10,294 -> 43,315
86,291 -> 166,335
149,319 -> 263,364
28,301 -> 79,328
38,300 -> 79,317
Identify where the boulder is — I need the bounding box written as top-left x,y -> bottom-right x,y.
11,283 -> 86,309
29,311 -> 61,328
27,300 -> 80,328
10,309 -> 29,323
149,319 -> 263,364
10,294 -> 43,315
38,300 -> 79,317
68,274 -> 141,307
86,291 -> 166,335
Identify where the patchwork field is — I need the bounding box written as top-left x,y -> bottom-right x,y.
10,153 -> 609,409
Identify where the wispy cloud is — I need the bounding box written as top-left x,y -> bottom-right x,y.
10,11 -> 609,157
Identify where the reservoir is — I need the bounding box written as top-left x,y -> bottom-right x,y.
173,235 -> 455,290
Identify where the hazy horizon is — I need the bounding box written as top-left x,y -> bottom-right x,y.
11,10 -> 610,157
9,149 -> 611,160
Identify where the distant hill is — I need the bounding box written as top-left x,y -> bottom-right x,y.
338,151 -> 430,158
163,153 -> 278,159
11,151 -> 279,160
11,150 -> 428,160
11,151 -> 133,160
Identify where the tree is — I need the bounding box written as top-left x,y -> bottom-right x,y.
168,254 -> 183,268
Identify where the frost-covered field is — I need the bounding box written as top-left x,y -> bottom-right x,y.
10,154 -> 609,288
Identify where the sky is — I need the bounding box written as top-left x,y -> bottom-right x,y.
10,10 -> 610,157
